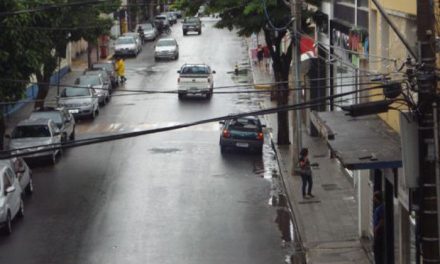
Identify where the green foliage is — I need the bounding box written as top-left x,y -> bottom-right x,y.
0,0 -> 120,105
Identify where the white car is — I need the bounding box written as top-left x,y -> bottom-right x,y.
114,36 -> 140,57
137,23 -> 157,41
58,86 -> 100,120
177,64 -> 216,99
8,158 -> 33,195
7,118 -> 62,165
154,38 -> 179,61
0,162 -> 24,235
123,32 -> 142,51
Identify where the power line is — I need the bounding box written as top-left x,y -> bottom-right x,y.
0,84 -> 397,159
0,0 -> 107,17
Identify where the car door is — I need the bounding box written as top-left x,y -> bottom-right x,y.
49,122 -> 61,146
4,169 -> 20,217
63,110 -> 74,137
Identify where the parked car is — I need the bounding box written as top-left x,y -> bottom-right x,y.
123,32 -> 142,51
154,14 -> 170,28
7,118 -> 62,164
137,22 -> 158,41
92,61 -> 119,89
58,86 -> 99,120
182,17 -> 202,35
177,63 -> 215,99
2,158 -> 33,195
154,37 -> 179,61
114,36 -> 140,57
29,107 -> 75,142
171,10 -> 182,18
0,162 -> 24,235
75,74 -> 110,105
84,68 -> 112,94
219,116 -> 265,154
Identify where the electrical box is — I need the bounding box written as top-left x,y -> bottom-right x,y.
399,112 -> 419,188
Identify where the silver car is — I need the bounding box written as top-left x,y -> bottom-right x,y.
0,163 -> 24,235
154,38 -> 179,61
75,75 -> 109,105
30,107 -> 76,142
114,36 -> 140,57
138,23 -> 157,41
7,118 -> 62,164
58,86 -> 99,120
123,32 -> 142,52
0,158 -> 33,195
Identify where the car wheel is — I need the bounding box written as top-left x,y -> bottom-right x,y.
51,152 -> 57,165
183,31 -> 187,36
178,93 -> 185,100
220,145 -> 226,154
70,128 -> 75,141
155,57 -> 158,62
198,30 -> 201,35
26,178 -> 34,195
17,199 -> 24,218
2,212 -> 12,235
256,146 -> 263,154
206,92 -> 212,99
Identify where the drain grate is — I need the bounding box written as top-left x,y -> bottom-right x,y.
321,183 -> 339,191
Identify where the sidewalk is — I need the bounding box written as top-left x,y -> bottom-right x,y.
248,42 -> 372,263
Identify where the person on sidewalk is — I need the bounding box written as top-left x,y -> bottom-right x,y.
257,44 -> 264,66
115,57 -> 126,83
373,191 -> 385,264
299,148 -> 315,199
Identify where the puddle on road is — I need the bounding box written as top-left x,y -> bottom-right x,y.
149,147 -> 181,154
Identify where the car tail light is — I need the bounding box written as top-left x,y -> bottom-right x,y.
222,129 -> 231,138
257,132 -> 264,140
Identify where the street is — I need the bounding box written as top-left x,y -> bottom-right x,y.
0,18 -> 292,264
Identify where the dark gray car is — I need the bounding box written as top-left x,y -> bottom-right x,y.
182,17 -> 201,35
92,61 -> 118,89
219,116 -> 265,154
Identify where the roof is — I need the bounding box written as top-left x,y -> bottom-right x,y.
310,111 -> 402,170
17,118 -> 52,126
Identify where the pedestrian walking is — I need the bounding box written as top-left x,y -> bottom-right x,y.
373,191 -> 385,264
115,57 -> 126,84
299,148 -> 315,199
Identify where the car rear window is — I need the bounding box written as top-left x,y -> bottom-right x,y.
30,112 -> 63,124
181,66 -> 209,74
61,87 -> 91,97
93,64 -> 112,71
229,118 -> 260,131
157,39 -> 176,46
12,125 -> 51,138
77,75 -> 101,86
116,37 -> 135,45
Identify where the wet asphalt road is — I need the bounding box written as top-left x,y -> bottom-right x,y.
0,18 -> 292,264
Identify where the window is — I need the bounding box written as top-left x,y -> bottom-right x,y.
358,0 -> 368,7
61,87 -> 91,97
12,125 -> 51,138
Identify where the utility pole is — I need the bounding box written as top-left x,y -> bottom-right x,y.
290,0 -> 302,163
416,0 -> 440,262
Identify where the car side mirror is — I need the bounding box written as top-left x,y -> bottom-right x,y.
177,70 -> 181,73
261,124 -> 266,128
212,70 -> 216,74
6,186 -> 15,194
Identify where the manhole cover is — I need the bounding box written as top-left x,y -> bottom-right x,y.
321,183 -> 339,191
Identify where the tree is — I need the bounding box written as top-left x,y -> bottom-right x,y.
24,0 -> 119,109
0,0 -> 42,148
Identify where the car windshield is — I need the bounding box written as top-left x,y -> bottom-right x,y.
116,37 -> 134,45
229,118 -> 260,131
93,64 -> 112,72
185,18 -> 199,23
77,75 -> 101,86
61,87 -> 91,97
157,40 -> 175,47
86,71 -> 108,79
141,24 -> 153,30
30,112 -> 62,124
181,66 -> 209,74
12,125 -> 51,138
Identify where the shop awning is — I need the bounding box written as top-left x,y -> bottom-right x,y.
310,111 -> 402,170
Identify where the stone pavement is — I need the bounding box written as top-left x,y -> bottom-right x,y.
248,41 -> 373,263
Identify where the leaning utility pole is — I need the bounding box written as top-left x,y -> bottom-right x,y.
290,0 -> 302,163
416,0 -> 440,262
